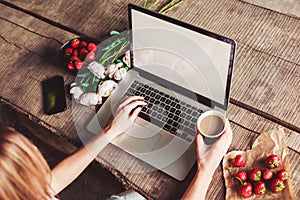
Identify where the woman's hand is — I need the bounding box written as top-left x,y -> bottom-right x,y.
196,119 -> 233,173
181,120 -> 232,200
51,96 -> 146,195
104,96 -> 147,140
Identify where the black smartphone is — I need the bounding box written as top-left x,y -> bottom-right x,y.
42,75 -> 67,115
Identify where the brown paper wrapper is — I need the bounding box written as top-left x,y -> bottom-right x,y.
223,128 -> 295,200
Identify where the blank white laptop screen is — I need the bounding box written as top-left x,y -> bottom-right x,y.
131,9 -> 233,106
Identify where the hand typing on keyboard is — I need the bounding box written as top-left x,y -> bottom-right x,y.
123,80 -> 203,143
104,96 -> 147,139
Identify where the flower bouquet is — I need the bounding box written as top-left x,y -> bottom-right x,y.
62,0 -> 184,106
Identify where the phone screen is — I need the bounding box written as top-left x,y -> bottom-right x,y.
42,76 -> 67,115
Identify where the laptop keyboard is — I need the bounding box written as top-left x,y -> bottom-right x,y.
123,80 -> 204,143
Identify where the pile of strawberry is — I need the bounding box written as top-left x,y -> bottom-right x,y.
62,38 -> 98,73
231,154 -> 288,198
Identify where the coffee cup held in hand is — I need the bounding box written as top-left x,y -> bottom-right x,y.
197,110 -> 227,144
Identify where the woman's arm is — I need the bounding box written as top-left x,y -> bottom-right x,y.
50,96 -> 146,195
181,121 -> 233,200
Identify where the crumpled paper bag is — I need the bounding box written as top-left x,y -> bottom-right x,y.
222,128 -> 295,200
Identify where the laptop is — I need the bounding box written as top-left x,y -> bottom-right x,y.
87,4 -> 236,181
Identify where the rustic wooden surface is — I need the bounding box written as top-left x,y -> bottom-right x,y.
3,0 -> 299,130
0,0 -> 299,199
241,0 -> 300,18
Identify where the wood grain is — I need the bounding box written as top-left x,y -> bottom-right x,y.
0,1 -> 299,200
231,45 -> 300,130
0,3 -> 82,144
3,0 -> 300,63
241,0 -> 300,18
227,104 -> 300,152
2,0 -> 300,130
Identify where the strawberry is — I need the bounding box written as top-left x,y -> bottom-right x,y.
249,168 -> 261,182
69,55 -> 79,62
270,178 -> 285,193
262,169 -> 273,180
86,51 -> 95,61
74,60 -> 83,70
87,42 -> 97,51
253,181 -> 266,195
71,38 -> 80,49
72,49 -> 79,56
64,47 -> 73,55
236,171 -> 247,182
238,182 -> 252,198
266,154 -> 281,169
80,48 -> 88,56
80,41 -> 87,47
277,169 -> 288,181
66,63 -> 74,70
232,154 -> 246,167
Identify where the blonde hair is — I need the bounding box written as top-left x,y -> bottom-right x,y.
0,125 -> 51,200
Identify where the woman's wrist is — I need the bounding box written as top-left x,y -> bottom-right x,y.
102,125 -> 118,142
197,163 -> 215,181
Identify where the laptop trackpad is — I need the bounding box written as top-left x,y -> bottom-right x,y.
113,132 -> 162,154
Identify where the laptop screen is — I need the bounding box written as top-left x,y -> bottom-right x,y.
129,5 -> 235,109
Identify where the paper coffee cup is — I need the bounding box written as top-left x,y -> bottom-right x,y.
197,110 -> 227,145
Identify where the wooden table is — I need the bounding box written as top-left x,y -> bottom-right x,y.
0,0 -> 299,199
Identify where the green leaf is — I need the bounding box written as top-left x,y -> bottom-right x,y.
99,38 -> 125,64
101,42 -> 129,65
85,75 -> 91,83
148,0 -> 160,10
101,46 -> 111,51
81,83 -> 89,88
159,0 -> 184,14
79,78 -> 85,84
91,75 -> 100,85
159,0 -> 175,13
99,51 -> 111,63
110,30 -> 120,36
93,84 -> 98,92
101,38 -> 122,51
91,75 -> 96,85
77,72 -> 90,78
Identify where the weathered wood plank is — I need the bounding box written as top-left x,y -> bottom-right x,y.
227,103 -> 300,152
231,44 -> 300,131
241,0 -> 300,18
0,4 -> 83,144
3,0 -> 300,63
3,0 -> 300,130
0,98 -> 77,154
1,0 -> 151,39
0,2 -> 299,200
